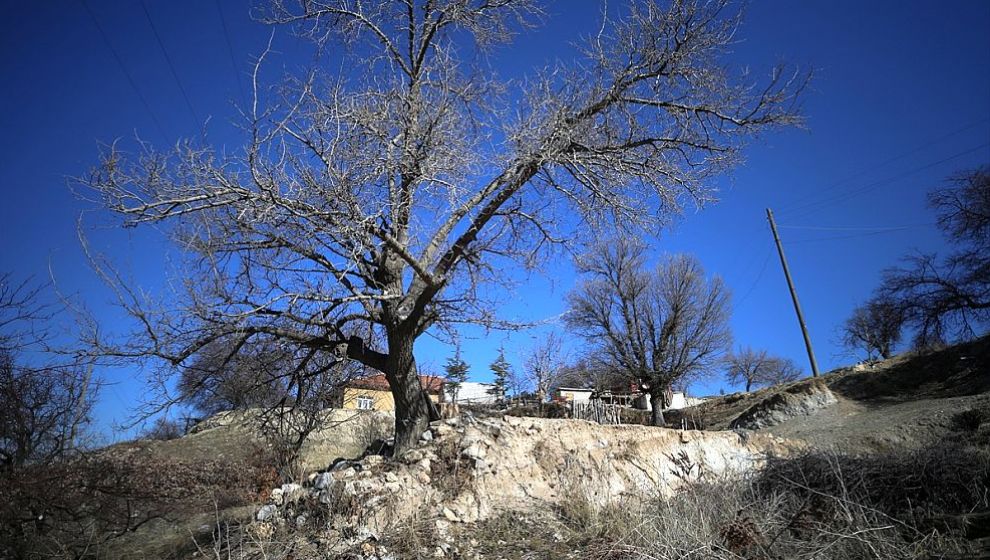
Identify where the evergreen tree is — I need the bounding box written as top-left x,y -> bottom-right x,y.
444,349 -> 470,404
488,348 -> 512,404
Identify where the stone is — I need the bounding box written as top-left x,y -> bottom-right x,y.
256,504 -> 278,522
269,488 -> 284,505
314,472 -> 334,490
462,443 -> 486,460
403,449 -> 424,463
280,483 -> 303,501
364,454 -> 384,467
421,429 -> 434,442
247,521 -> 275,540
442,507 -> 461,522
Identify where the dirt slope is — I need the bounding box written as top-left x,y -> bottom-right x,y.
668,335 -> 990,452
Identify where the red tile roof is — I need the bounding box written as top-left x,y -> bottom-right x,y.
346,373 -> 445,394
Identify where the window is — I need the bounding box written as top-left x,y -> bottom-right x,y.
356,396 -> 374,410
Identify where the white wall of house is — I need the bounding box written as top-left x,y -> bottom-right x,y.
556,388 -> 593,403
456,381 -> 497,404
636,391 -> 698,411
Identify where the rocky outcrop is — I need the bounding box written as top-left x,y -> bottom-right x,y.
253,415 -> 795,548
730,379 -> 837,430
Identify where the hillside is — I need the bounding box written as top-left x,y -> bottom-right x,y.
667,335 -> 990,453
6,337 -> 989,560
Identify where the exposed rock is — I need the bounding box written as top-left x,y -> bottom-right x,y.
254,415 -> 795,543
256,504 -> 278,522
730,379 -> 838,430
314,472 -> 334,490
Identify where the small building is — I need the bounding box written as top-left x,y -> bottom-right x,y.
554,387 -> 593,403
454,381 -> 498,404
338,374 -> 445,411
633,391 -> 700,411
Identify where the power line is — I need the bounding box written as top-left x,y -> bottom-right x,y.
214,0 -> 248,108
140,1 -> 200,128
734,241 -> 773,311
781,142 -> 990,219
79,0 -> 169,142
777,117 -> 990,214
785,228 -> 915,244
778,223 -> 932,232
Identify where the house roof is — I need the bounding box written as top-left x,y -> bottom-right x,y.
346,373 -> 445,394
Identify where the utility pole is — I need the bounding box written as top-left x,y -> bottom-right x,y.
766,208 -> 820,377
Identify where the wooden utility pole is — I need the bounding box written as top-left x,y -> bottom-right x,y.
766,208 -> 820,377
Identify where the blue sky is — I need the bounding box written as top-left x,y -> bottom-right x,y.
1,1 -> 988,435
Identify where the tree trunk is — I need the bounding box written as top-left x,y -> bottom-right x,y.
649,389 -> 666,427
745,379 -> 752,392
384,330 -> 434,455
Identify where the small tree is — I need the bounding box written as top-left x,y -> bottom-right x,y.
725,347 -> 802,392
0,275 -> 96,472
142,416 -> 183,441
842,298 -> 904,360
488,347 -> 512,404
877,167 -> 990,346
524,332 -> 566,402
444,350 -> 470,405
567,240 -> 731,425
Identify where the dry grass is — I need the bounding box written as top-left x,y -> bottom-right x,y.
456,445 -> 988,560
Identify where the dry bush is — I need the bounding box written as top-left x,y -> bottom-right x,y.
0,445 -> 276,559
952,407 -> 989,433
429,437 -> 475,499
456,447 -> 984,560
505,401 -> 570,419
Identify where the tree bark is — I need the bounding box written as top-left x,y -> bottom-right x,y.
649,388 -> 667,427
383,329 -> 435,455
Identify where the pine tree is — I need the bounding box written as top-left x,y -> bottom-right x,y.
443,349 -> 470,404
488,348 -> 512,405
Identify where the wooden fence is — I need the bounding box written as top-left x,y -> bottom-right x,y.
570,400 -> 623,425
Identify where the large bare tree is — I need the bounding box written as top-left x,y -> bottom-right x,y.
876,167 -> 989,347
524,331 -> 567,402
841,298 -> 903,360
81,0 -> 806,452
566,239 -> 732,425
724,346 -> 801,392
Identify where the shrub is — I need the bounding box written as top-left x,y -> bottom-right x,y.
450,447 -> 985,560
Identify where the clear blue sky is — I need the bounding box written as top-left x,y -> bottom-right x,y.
1,1 -> 988,435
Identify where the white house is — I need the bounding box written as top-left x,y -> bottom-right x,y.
634,391 -> 704,411
455,381 -> 498,404
554,387 -> 593,403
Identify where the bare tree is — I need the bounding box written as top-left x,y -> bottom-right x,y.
80,0 -> 806,453
841,298 -> 904,360
724,346 -> 802,392
876,167 -> 989,347
566,240 -> 731,425
555,356 -> 625,392
524,331 -> 566,402
177,339 -> 292,417
0,275 -> 96,472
